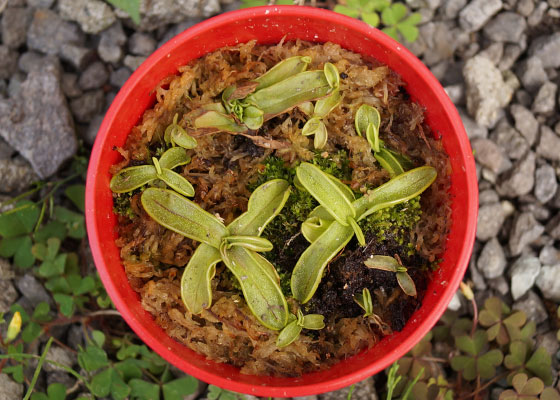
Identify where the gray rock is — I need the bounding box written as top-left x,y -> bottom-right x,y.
44,346 -> 75,372
470,257 -> 488,291
510,255 -> 541,300
459,109 -> 488,139
7,72 -> 25,99
483,12 -> 527,43
98,22 -> 127,64
550,0 -> 560,7
490,122 -> 528,160
513,290 -> 548,324
510,104 -> 539,145
477,202 -> 506,241
0,373 -> 24,400
0,138 -> 14,160
479,189 -> 500,205
528,32 -> 560,68
499,44 -> 523,71
84,115 -> 104,146
128,32 -> 157,56
516,57 -> 548,93
67,325 -> 84,350
18,51 -> 45,74
123,55 -> 147,71
535,332 -> 559,366
517,0 -> 535,15
59,44 -> 95,70
488,276 -> 510,295
520,201 -> 551,221
472,138 -> 511,173
509,212 -> 545,256
59,0 -> 116,34
477,238 -> 507,279
536,126 -> 560,161
464,56 -> 513,127
78,62 -> 109,91
0,278 -> 17,313
459,0 -> 502,32
515,89 -> 533,107
479,42 -> 504,66
0,157 -> 40,193
27,0 -> 55,7
536,264 -> 560,301
498,151 -> 536,197
47,371 -> 76,389
442,0 -> 467,19
527,1 -> 548,26
27,9 -> 85,56
321,378 -> 377,400
133,0 -> 220,31
532,81 -> 557,114
540,245 -> 560,265
447,292 -> 462,311
2,7 -> 32,49
158,19 -> 202,47
15,274 -> 51,306
535,164 -> 558,203
70,90 -> 105,123
419,22 -> 456,66
61,73 -> 82,98
109,67 -> 131,88
0,46 -> 18,80
444,84 -> 465,105
0,60 -> 77,179
547,213 -> 560,239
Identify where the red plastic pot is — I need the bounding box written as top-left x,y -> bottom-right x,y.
86,6 -> 477,397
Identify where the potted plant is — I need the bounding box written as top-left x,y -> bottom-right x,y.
85,6 -> 477,397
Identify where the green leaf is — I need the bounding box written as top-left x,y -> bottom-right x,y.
53,293 -> 74,317
114,358 -> 143,381
129,379 -> 160,400
402,12 -> 422,26
301,215 -> 333,243
141,188 -> 228,248
228,179 -> 291,236
364,255 -> 399,272
34,221 -> 67,243
333,5 -> 360,18
22,321 -> 42,343
106,0 -> 141,24
158,147 -> 191,170
397,22 -> 419,43
64,184 -> 85,213
505,341 -> 527,370
14,236 -> 34,268
4,364 -> 24,383
38,253 -> 67,278
526,347 -> 552,385
91,330 -> 106,348
78,344 -> 109,372
0,201 -> 39,237
276,320 -> 302,348
291,221 -> 354,303
162,377 -> 198,400
362,12 -> 380,27
382,26 -> 399,41
180,244 -> 221,315
355,104 -> 380,137
47,383 -> 67,400
224,235 -> 273,252
542,388 -> 560,400
159,168 -> 195,197
194,111 -> 248,134
397,271 -> 417,297
91,368 -> 112,397
254,56 -> 311,91
221,246 -> 288,330
296,162 -> 356,226
324,62 -> 340,89
0,236 -> 25,258
450,355 -> 476,381
110,165 -> 157,193
74,276 -> 96,296
32,302 -> 51,323
477,349 -> 503,380
455,331 -> 487,356
313,88 -> 341,118
375,147 -> 405,177
302,314 -> 325,330
54,206 -> 85,239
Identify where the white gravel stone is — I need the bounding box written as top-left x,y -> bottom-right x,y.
513,291 -> 548,324
510,104 -> 539,145
498,151 -> 536,197
477,238 -> 507,279
510,255 -> 541,300
483,12 -> 527,43
509,212 -> 545,256
528,32 -> 560,68
59,0 -> 116,34
534,164 -> 558,203
536,264 -> 560,301
459,0 -> 503,32
532,81 -> 558,114
536,126 -> 560,161
476,203 -> 506,240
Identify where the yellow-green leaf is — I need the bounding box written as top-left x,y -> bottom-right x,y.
181,244 -> 221,314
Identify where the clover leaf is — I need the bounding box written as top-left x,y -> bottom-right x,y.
504,341 -> 553,386
364,255 -> 417,296
499,373 -> 545,400
381,3 -> 422,43
479,297 -> 527,346
450,330 -> 504,381
334,0 -> 391,27
0,201 -> 40,268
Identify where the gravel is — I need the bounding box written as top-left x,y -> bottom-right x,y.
536,264 -> 560,301
528,32 -> 560,68
532,81 -> 558,114
459,0 -> 503,32
2,7 -> 33,49
477,238 -> 507,279
78,61 -> 109,90
476,202 -> 506,241
508,212 -> 545,256
510,104 -> 539,145
0,373 -> 24,400
536,125 -> 560,161
15,273 -> 52,307
516,57 -> 548,93
534,164 -> 558,203
27,9 -> 85,56
483,12 -> 527,43
512,291 -> 548,324
58,0 -> 116,34
509,255 -> 541,299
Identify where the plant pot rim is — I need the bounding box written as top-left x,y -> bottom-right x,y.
86,6 -> 478,397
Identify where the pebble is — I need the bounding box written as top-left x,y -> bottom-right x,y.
0,157 -> 39,193
510,255 -> 541,300
98,22 -> 127,64
61,73 -> 83,98
0,277 -> 17,313
536,264 -> 560,301
472,138 -> 511,173
488,276 -> 510,295
517,0 -> 535,16
498,151 -> 536,197
447,292 -> 462,311
442,0 -> 467,19
521,201 -> 551,221
59,44 -> 95,70
459,0 -> 503,32
536,126 -> 560,161
510,104 -> 539,145
516,57 -> 548,93
459,109 -> 488,139
44,346 -> 75,372
78,61 -> 109,90
84,114 -> 104,146
128,32 -> 157,56
0,46 -> 18,80
59,0 -> 116,34
499,44 -> 523,71
27,0 -> 54,7
2,7 -> 32,49
539,245 -> 560,265
479,189 -> 500,205
123,55 -> 147,71
321,377 -> 377,400
27,9 -> 85,56
534,164 -> 558,203
512,290 -> 548,324
527,1 -> 549,26
532,81 -> 557,114
109,66 -> 132,88
0,373 -> 23,400
529,32 -> 560,68
46,371 -> 76,389
509,212 -> 545,256
463,55 -> 513,127
490,122 -> 528,160
478,42 -> 504,66
0,60 -> 77,178
483,12 -> 527,43
547,213 -> 560,240
15,274 -> 52,306
477,238 -> 507,279
535,332 -> 559,364
476,202 -> 506,241
70,90 -> 105,123
18,51 -> 45,74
